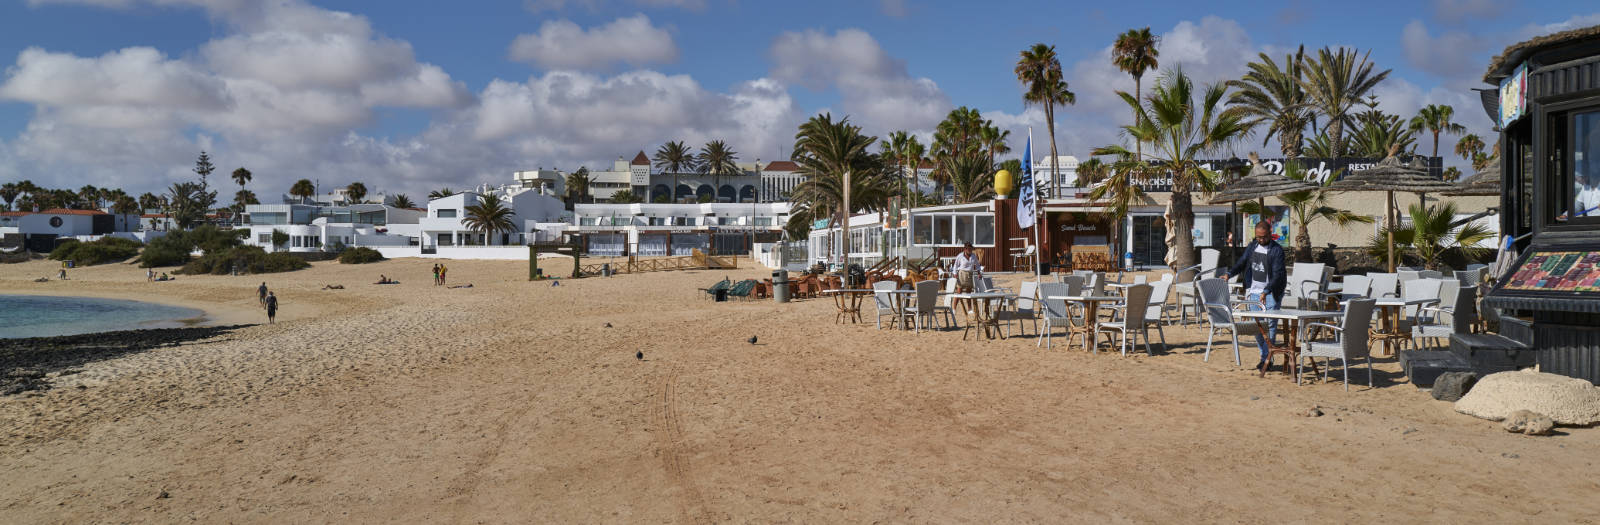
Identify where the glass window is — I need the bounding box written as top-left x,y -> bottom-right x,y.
913,216 -> 933,245
935,215 -> 952,245
975,216 -> 994,245
955,215 -> 975,245
437,209 -> 457,218
1573,111 -> 1600,218
257,233 -> 270,243
579,217 -> 596,226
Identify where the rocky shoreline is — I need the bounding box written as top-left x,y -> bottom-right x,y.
1,324 -> 251,396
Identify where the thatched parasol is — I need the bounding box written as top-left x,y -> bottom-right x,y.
1209,152 -> 1321,205
1331,149 -> 1461,271
1442,163 -> 1501,196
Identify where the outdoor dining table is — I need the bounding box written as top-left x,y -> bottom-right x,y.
1044,295 -> 1121,353
881,288 -> 919,330
820,289 -> 872,324
1233,308 -> 1342,380
948,292 -> 1014,341
1364,297 -> 1436,356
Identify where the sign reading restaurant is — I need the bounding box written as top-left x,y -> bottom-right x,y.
1128,156 -> 1442,192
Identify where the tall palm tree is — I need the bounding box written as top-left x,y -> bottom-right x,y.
653,141 -> 695,203
697,140 -> 740,202
1300,47 -> 1392,160
1350,108 -> 1418,157
78,185 -> 100,210
1113,28 -> 1161,161
790,113 -> 881,264
1455,134 -> 1485,164
462,194 -> 515,246
138,192 -> 163,212
979,126 -> 1012,168
1227,47 -> 1311,159
883,130 -> 912,203
428,187 -> 455,200
289,179 -> 316,204
1093,67 -> 1250,272
1409,104 -> 1468,160
903,139 -> 927,203
111,194 -> 140,215
345,181 -> 368,204
929,106 -> 991,201
942,149 -> 997,203
1238,160 -> 1372,262
228,168 -> 252,225
1016,43 -> 1075,194
391,194 -> 415,209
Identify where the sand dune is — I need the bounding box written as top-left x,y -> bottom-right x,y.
2,257 -> 1598,523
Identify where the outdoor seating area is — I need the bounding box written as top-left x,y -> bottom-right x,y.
753,260 -> 1507,394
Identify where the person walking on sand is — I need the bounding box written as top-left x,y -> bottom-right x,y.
265,291 -> 278,324
432,264 -> 440,286
258,282 -> 269,308
147,268 -> 155,282
950,242 -> 982,316
440,263 -> 448,285
1221,221 -> 1287,373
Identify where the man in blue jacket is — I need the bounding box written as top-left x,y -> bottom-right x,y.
1222,221 -> 1286,371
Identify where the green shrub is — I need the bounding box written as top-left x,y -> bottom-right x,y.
139,225 -> 246,268
179,245 -> 309,275
49,237 -> 142,266
337,246 -> 385,264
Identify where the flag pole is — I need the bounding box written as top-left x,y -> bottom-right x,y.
1030,127 -> 1043,277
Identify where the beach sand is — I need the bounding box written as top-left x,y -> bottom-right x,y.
2,257 -> 1598,523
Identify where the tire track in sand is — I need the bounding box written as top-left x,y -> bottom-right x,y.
655,366 -> 713,524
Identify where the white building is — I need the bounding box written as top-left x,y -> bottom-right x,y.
569,202 -> 791,256
585,152 -> 652,202
418,185 -> 566,248
1032,155 -> 1081,199
242,203 -> 425,253
513,168 -> 567,196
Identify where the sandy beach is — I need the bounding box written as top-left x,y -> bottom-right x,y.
2,257 -> 1598,523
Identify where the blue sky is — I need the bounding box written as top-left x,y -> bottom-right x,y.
0,0 -> 1596,198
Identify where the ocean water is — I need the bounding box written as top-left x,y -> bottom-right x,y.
0,295 -> 206,339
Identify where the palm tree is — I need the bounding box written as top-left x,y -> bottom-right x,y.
941,148 -> 996,204
1369,202 -> 1494,270
883,130 -> 912,204
289,179 -> 316,204
697,140 -> 740,201
609,189 -> 643,204
903,139 -> 927,202
138,192 -> 163,212
790,113 -> 882,264
78,185 -> 100,210
111,194 -> 140,215
0,183 -> 18,211
345,181 -> 368,204
1238,161 -> 1372,262
929,106 -> 991,200
1227,47 -> 1311,159
565,167 -> 591,204
1083,154 -> 1146,240
1349,109 -> 1418,157
391,194 -> 415,209
979,126 -> 1012,168
234,189 -> 259,212
1113,28 -> 1161,161
1455,134 -> 1485,164
1016,43 -> 1075,193
653,140 -> 696,203
428,187 -> 455,200
1409,104 -> 1468,160
231,167 -> 252,187
1093,67 -> 1250,272
1300,47 -> 1392,159
461,194 -> 515,246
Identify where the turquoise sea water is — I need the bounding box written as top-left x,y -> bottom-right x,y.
0,295 -> 206,339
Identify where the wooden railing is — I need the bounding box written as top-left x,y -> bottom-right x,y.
577,250 -> 736,276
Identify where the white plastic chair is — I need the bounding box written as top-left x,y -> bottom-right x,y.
1413,285 -> 1474,349
1098,283 -> 1163,356
1283,263 -> 1327,309
871,281 -> 905,329
996,281 -> 1041,337
1300,297 -> 1377,390
1367,273 -> 1399,299
1036,282 -> 1082,350
1198,278 -> 1261,366
905,279 -> 945,333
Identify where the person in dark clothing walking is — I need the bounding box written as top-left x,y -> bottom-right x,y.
1222,221 -> 1287,371
258,282 -> 269,307
265,291 -> 278,324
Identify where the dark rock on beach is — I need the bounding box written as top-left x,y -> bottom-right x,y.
0,325 -> 251,396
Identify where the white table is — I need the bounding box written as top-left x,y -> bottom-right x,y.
1234,308 -> 1342,379
1045,295 -> 1122,352
949,292 -> 1014,340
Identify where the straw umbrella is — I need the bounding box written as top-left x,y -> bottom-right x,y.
1209,153 -> 1321,262
1442,163 -> 1501,197
1329,150 -> 1459,271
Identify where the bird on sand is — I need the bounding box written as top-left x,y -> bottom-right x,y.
604,322 -> 612,328
636,351 -> 643,360
748,336 -> 758,345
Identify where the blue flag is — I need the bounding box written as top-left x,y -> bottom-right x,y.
1017,129 -> 1036,229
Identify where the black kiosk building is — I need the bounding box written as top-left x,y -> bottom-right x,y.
1478,26 -> 1600,383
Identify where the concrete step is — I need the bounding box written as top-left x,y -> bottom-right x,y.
1398,350 -> 1473,387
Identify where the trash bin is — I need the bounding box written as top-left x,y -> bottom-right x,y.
773,270 -> 790,303
602,263 -> 612,277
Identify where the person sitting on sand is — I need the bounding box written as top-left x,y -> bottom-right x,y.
322,284 -> 345,290
159,273 -> 171,281
376,274 -> 391,284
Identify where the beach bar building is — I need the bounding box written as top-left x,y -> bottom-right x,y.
1476,24 -> 1600,383
568,202 -> 791,257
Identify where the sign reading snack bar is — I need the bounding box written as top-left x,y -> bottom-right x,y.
1130,156 -> 1441,192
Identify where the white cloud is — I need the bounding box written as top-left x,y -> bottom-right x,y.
0,47 -> 229,112
1514,13 -> 1600,41
769,28 -> 950,133
508,14 -> 679,71
1401,20 -> 1484,80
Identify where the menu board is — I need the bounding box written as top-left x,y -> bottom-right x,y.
1505,251 -> 1600,291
